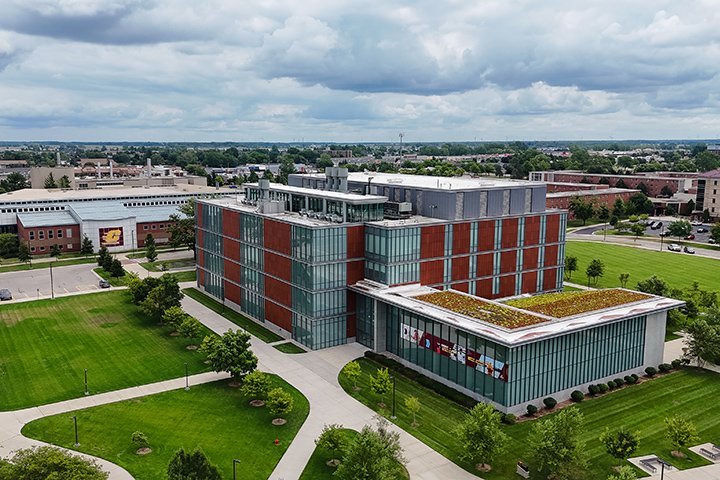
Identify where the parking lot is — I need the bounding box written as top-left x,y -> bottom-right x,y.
0,264 -> 102,300
577,221 -> 716,245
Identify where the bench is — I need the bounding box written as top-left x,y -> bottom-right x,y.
700,448 -> 720,460
640,459 -> 657,473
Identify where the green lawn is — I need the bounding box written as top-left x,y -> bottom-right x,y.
0,257 -> 96,273
23,376 -> 309,480
299,428 -> 409,480
140,258 -> 196,272
565,241 -> 720,292
182,288 -> 283,343
172,270 -> 196,283
340,358 -> 720,479
273,342 -> 306,354
0,291 -> 212,410
93,267 -> 130,287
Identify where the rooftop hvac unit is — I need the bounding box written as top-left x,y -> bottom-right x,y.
383,201 -> 412,219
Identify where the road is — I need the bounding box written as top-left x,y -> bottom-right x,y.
0,264 -> 102,300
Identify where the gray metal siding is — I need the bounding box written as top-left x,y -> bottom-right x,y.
510,189 -> 525,214
463,191 -> 481,219
531,186 -> 546,212
487,190 -> 504,216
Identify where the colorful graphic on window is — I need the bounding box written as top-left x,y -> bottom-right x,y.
401,322 -> 509,381
99,227 -> 124,247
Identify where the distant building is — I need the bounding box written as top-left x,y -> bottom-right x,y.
546,188 -> 639,218
530,170 -> 698,197
29,167 -> 76,189
696,169 -> 720,219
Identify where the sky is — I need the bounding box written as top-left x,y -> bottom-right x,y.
0,0 -> 719,143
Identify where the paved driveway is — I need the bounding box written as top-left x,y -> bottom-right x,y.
0,264 -> 102,300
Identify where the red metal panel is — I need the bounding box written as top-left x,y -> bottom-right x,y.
477,253 -> 493,277
524,215 -> 540,245
222,209 -> 241,239
543,268 -> 557,291
453,282 -> 469,293
499,274 -> 516,297
502,218 -> 519,249
197,249 -> 204,268
347,225 -> 365,258
265,300 -> 292,332
476,279 -> 493,298
452,222 -> 471,255
477,220 -> 495,251
500,250 -> 517,274
263,219 -> 292,255
420,259 -> 443,285
264,251 -> 291,282
223,237 -> 240,262
224,281 -> 241,306
264,275 -> 291,307
347,260 -> 365,285
197,228 -> 203,252
420,225 -> 444,259
224,259 -> 240,284
451,256 -> 469,281
544,245 -> 559,267
347,313 -> 357,338
198,268 -> 205,286
523,247 -> 538,270
545,214 -> 560,243
196,202 -> 203,229
522,271 -> 537,294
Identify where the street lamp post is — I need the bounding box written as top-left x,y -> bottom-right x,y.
233,459 -> 241,480
49,262 -> 55,299
84,369 -> 89,396
184,362 -> 189,391
660,228 -> 665,252
72,415 -> 79,447
391,375 -> 397,419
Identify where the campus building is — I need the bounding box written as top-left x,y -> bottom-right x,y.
195,170 -> 682,413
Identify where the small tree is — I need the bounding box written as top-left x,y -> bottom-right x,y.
586,259 -> 605,286
569,197 -> 595,225
455,402 -> 508,471
127,275 -> 158,304
145,234 -> 157,262
608,465 -> 638,480
599,428 -> 640,465
315,424 -> 347,466
141,274 -> 184,321
565,256 -> 578,280
49,244 -> 61,257
44,173 -> 57,189
162,306 -> 189,332
101,253 -> 113,271
131,431 -> 149,450
630,223 -> 646,240
405,396 -> 421,427
17,242 -> 31,264
178,317 -> 202,347
598,205 -> 610,240
109,258 -> 125,278
667,219 -> 692,241
370,367 -> 392,408
80,235 -> 94,255
528,407 -> 588,480
618,273 -> 630,288
711,222 -> 720,244
240,370 -> 271,402
343,360 -> 362,391
97,246 -> 110,266
204,329 -> 258,383
665,415 -> 699,453
335,417 -> 405,480
58,175 -> 71,189
636,275 -> 668,296
267,387 -> 294,420
703,208 -> 711,223
167,448 -> 221,480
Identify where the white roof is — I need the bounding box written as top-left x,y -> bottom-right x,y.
299,172 -> 544,191
203,197 -> 354,228
0,185 -> 236,204
245,182 -> 387,204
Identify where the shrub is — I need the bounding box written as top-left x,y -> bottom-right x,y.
501,413 -> 517,425
614,378 -> 624,388
671,359 -> 682,369
645,366 -> 657,377
588,384 -> 599,396
131,431 -> 149,449
570,390 -> 584,403
624,375 -> 637,385
658,363 -> 672,373
598,383 -> 609,393
543,397 -> 557,409
526,404 -> 538,416
607,381 -> 616,390
631,373 -> 639,381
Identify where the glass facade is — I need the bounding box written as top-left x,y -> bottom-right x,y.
365,226 -> 421,285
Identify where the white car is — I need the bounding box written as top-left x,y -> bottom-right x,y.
667,244 -> 682,252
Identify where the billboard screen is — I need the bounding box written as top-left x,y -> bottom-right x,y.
99,227 -> 124,247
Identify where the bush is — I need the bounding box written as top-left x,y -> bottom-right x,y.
614,378 -> 624,388
658,363 -> 672,373
645,366 -> 657,377
624,375 -> 637,385
598,383 -> 609,393
631,373 -> 639,381
671,359 -> 682,369
501,413 -> 517,425
543,397 -> 557,409
570,390 -> 584,403
131,431 -> 149,449
526,404 -> 538,416
607,381 -> 616,390
588,384 -> 599,396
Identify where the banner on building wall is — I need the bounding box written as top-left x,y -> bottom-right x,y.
401,322 -> 508,382
99,227 -> 124,247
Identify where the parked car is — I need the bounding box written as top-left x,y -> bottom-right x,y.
709,238 -> 717,244
659,231 -> 670,237
697,227 -> 708,233
0,288 -> 11,301
98,280 -> 111,289
650,221 -> 663,230
684,246 -> 695,254
667,244 -> 682,252
685,234 -> 696,240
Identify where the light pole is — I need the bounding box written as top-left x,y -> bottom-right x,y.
391,375 -> 397,419
72,415 -> 79,447
84,369 -> 89,396
49,262 -> 55,299
184,362 -> 189,391
233,459 -> 241,480
659,459 -> 669,480
660,228 -> 665,252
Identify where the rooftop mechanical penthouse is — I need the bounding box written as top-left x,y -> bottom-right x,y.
195,169 -> 681,413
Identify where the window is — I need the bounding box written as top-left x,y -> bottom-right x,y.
159,224 -> 165,229
57,229 -> 63,238
66,228 -> 72,238
39,246 -> 45,251
143,225 -> 149,230
152,225 -> 157,230
67,243 -> 73,249
48,230 -> 54,239
29,231 -> 35,240
38,231 -> 45,240
30,247 -> 36,252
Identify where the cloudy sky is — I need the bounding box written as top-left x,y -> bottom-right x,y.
0,0 -> 719,142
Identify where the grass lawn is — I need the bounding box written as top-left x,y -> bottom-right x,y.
340,358 -> 720,479
0,257 -> 96,273
273,342 -> 306,354
23,376 -> 309,480
172,270 -> 196,283
182,288 -> 283,343
299,428 -> 409,480
0,291 -> 212,410
93,268 -> 130,287
565,241 -> 720,292
140,258 -> 196,272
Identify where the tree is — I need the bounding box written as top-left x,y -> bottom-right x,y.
599,428 -> 640,465
17,242 -> 31,263
131,431 -> 149,450
140,274 -> 183,321
109,258 -> 125,278
564,256 -> 578,280
204,329 -> 258,381
585,259 -> 605,286
58,175 -> 71,189
162,305 -> 189,332
405,396 -> 421,427
267,387 -> 294,419
528,407 -> 588,480
703,208 -> 711,223
167,200 -> 196,255
611,198 -> 625,219
44,173 -> 57,189
626,193 -> 653,215
342,360 -> 362,390
455,402 -> 508,471
598,205 -> 610,239
167,448 -> 221,480
80,235 -> 94,255
127,275 -> 159,304
145,233 -> 157,262
667,219 -> 692,240
240,370 -> 271,401
666,204 -> 677,216
370,367 -> 392,408
335,418 -> 405,480
660,185 -> 674,197
712,223 -> 720,245
683,316 -> 720,366
636,275 -> 669,296
0,446 -> 108,479
178,316 -> 202,347
569,197 -> 595,225
315,424 -> 347,466
630,223 -> 646,240
607,466 -> 638,480
0,172 -> 27,191
50,244 -> 61,257
97,246 -> 110,267
665,415 -> 699,452
0,233 -> 19,258
618,273 -> 630,288
636,182 -> 648,195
